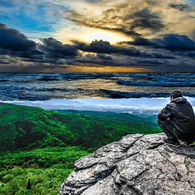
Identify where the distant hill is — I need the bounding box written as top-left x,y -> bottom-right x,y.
0,103 -> 161,152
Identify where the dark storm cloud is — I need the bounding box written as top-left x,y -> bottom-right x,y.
183,51 -> 195,57
0,23 -> 43,59
120,37 -> 156,46
72,39 -> 175,59
121,34 -> 195,52
72,39 -> 140,55
138,58 -> 167,65
169,3 -> 194,12
38,38 -> 79,58
0,23 -> 193,70
0,23 -> 36,51
64,53 -> 116,66
161,34 -> 195,51
0,24 -> 80,66
63,6 -> 165,38
97,54 -> 113,60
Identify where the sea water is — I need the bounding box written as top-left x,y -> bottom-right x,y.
0,72 -> 195,114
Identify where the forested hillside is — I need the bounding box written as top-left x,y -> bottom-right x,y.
0,102 -> 161,194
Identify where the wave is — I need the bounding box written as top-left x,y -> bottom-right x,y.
116,80 -> 195,87
100,89 -> 195,98
60,73 -> 116,80
37,75 -> 62,81
0,79 -> 9,82
1,72 -> 195,83
0,73 -> 117,82
0,86 -> 80,101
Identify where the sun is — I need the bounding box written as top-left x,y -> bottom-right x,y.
85,29 -> 130,44
87,32 -> 115,43
54,26 -> 131,44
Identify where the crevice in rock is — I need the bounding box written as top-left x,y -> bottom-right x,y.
74,162 -> 98,171
131,168 -> 150,182
110,168 -> 122,194
154,166 -> 165,175
61,184 -> 93,195
157,150 -> 182,181
128,185 -> 144,195
147,142 -> 164,150
122,135 -> 144,152
97,164 -> 116,178
126,151 -> 139,159
111,166 -> 120,179
81,165 -> 117,195
184,156 -> 190,176
64,164 -> 117,195
187,179 -> 193,188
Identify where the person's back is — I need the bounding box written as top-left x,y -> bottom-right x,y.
157,90 -> 195,147
166,97 -> 195,138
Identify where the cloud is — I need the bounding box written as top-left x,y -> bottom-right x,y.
0,23 -> 43,60
0,23 -> 36,51
38,37 -> 79,58
120,34 -> 195,52
97,53 -> 113,60
0,21 -> 194,71
119,37 -> 158,46
63,10 -> 141,38
59,0 -> 195,42
161,34 -> 195,51
63,3 -> 166,38
72,39 -> 175,59
72,39 -> 140,55
169,3 -> 195,12
126,8 -> 165,33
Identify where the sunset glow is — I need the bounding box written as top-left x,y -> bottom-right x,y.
85,30 -> 130,44
87,32 -> 115,43
0,0 -> 195,72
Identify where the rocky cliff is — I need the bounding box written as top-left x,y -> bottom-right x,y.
59,133 -> 195,195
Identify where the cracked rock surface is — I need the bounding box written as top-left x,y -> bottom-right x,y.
59,133 -> 195,195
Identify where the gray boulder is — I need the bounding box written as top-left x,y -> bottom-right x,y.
59,133 -> 195,195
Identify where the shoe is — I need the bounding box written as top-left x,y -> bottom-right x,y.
163,139 -> 180,147
186,141 -> 195,147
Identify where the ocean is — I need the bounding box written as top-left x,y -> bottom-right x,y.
0,72 -> 195,115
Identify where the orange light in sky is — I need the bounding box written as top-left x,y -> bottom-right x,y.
41,66 -> 148,73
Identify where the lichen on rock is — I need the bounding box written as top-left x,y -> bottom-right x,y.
59,133 -> 195,195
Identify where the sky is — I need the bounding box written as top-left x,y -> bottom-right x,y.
0,0 -> 195,72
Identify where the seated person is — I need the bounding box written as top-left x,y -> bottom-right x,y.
157,90 -> 195,147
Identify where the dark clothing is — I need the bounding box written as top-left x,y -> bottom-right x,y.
157,119 -> 183,140
158,97 -> 195,141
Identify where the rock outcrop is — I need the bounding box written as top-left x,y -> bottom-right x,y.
59,133 -> 195,195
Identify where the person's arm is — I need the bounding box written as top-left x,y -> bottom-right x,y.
158,104 -> 172,120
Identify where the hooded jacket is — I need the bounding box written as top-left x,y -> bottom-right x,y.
158,97 -> 195,139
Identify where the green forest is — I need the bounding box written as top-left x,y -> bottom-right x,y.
0,102 -> 162,195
